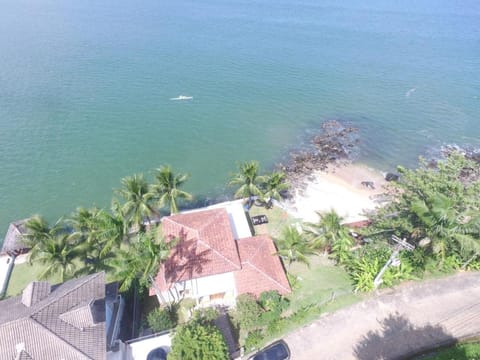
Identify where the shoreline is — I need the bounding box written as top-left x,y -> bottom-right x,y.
282,162 -> 388,224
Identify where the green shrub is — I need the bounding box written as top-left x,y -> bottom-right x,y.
265,318 -> 285,335
258,291 -> 289,313
169,321 -> 229,360
232,293 -> 263,331
439,255 -> 462,272
403,248 -> 429,273
193,306 -> 219,324
147,306 -> 178,332
180,298 -> 197,311
466,259 -> 480,271
422,341 -> 480,360
244,330 -> 264,352
347,245 -> 417,292
347,249 -> 385,292
286,273 -> 300,290
331,233 -> 354,265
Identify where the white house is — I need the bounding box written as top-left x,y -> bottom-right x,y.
149,204 -> 290,307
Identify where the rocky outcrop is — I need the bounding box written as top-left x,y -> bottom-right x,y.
277,120 -> 360,192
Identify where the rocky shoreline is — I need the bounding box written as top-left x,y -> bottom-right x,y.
276,120 -> 360,192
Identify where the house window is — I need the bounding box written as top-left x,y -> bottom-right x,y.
209,292 -> 225,301
179,289 -> 191,297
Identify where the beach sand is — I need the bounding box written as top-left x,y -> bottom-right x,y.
283,163 -> 387,224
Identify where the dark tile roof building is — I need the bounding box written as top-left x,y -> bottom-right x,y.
1,219 -> 29,255
0,272 -> 107,360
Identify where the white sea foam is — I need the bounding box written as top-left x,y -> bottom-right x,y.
405,88 -> 416,97
170,95 -> 193,101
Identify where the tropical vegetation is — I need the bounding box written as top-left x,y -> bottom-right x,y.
10,153 -> 480,354
342,152 -> 480,291
169,316 -> 229,360
111,228 -> 175,294
419,341 -> 480,360
369,153 -> 480,272
275,225 -> 316,268
151,165 -> 192,214
229,160 -> 289,209
304,210 -> 354,263
18,165 -> 191,293
147,305 -> 179,332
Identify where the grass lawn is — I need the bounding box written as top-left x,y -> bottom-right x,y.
287,255 -> 361,314
246,203 -> 363,345
249,203 -> 360,316
248,204 -> 300,238
418,341 -> 480,359
7,261 -> 61,297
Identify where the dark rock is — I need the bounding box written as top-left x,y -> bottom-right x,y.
276,120 -> 360,193
385,173 -> 399,182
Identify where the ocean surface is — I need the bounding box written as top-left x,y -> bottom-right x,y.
0,0 -> 479,238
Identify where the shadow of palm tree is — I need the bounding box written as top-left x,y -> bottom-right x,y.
353,312 -> 464,360
164,229 -> 212,284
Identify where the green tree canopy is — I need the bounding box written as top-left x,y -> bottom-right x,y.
169,320 -> 229,360
115,174 -> 157,232
261,171 -> 289,208
304,210 -> 354,263
275,225 -> 316,268
29,232 -> 87,283
229,161 -> 265,208
112,227 -> 175,293
372,152 -> 480,264
69,207 -> 124,273
151,165 -> 192,214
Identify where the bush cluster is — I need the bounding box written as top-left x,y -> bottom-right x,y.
147,305 -> 178,332
231,291 -> 293,352
169,320 -> 229,360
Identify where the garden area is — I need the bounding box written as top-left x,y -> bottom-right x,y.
6,260 -> 61,297
2,152 -> 480,359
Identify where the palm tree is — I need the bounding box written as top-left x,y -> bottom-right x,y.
410,193 -> 480,262
69,207 -> 124,275
70,207 -> 124,253
229,161 -> 265,209
23,216 -> 66,264
31,233 -> 86,282
116,174 -> 157,232
304,210 -> 350,250
113,227 -> 176,293
261,171 -> 289,208
304,210 -> 354,264
275,225 -> 316,268
151,165 -> 192,214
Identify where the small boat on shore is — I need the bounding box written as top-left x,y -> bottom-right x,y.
170,95 -> 193,101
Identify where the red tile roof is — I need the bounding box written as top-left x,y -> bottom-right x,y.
234,235 -> 291,297
152,208 -> 242,293
151,208 -> 290,299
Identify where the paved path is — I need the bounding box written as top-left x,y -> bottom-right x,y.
285,272 -> 480,360
0,255 -> 11,293
0,253 -> 28,296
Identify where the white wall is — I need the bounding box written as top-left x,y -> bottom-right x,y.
127,333 -> 172,360
159,272 -> 237,306
195,271 -> 236,298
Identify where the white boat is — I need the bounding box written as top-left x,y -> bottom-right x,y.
170,95 -> 193,101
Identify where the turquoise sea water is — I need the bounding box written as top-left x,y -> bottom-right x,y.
0,0 -> 479,237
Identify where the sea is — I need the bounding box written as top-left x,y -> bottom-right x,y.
0,0 -> 479,239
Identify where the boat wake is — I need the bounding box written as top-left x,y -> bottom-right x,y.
405,88 -> 416,97
170,95 -> 193,101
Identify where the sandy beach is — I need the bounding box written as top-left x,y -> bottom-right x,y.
283,163 -> 388,224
